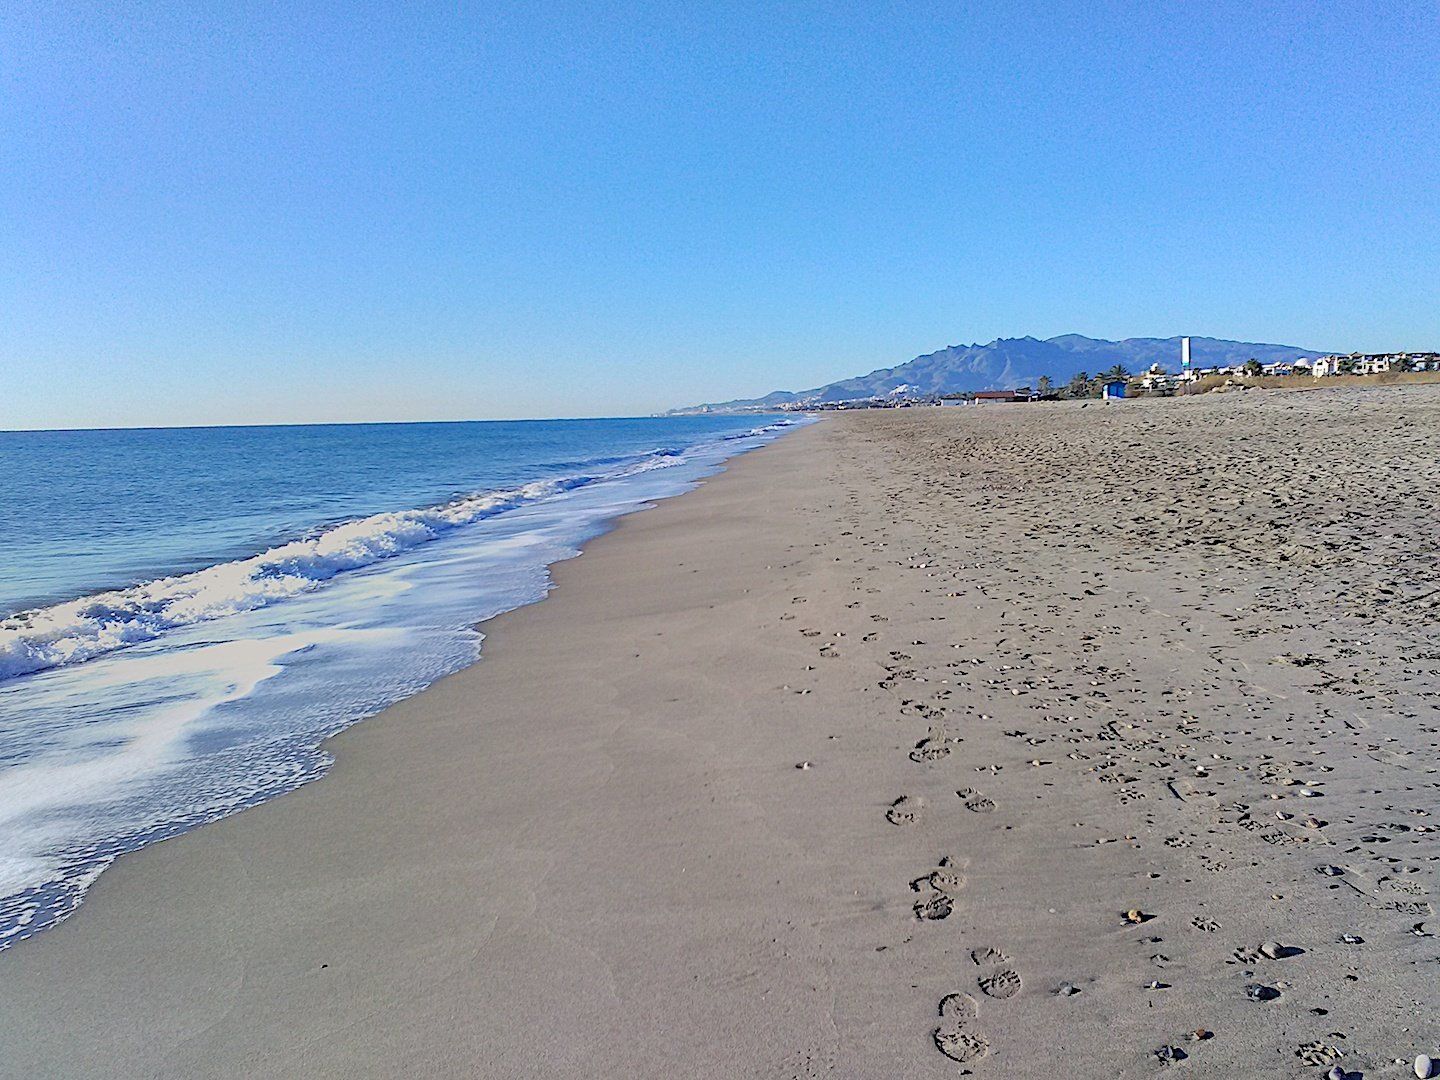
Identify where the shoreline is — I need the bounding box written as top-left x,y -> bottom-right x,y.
3,394 -> 1437,1078
0,420 -> 843,1078
0,416 -> 802,952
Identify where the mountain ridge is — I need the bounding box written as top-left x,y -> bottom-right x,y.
675,334 -> 1334,411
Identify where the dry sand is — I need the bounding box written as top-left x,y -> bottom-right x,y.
2,387 -> 1438,1078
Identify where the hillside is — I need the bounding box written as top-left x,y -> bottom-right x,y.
676,335 -> 1332,411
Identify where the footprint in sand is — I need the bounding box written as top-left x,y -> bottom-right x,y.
927,859 -> 966,893
1295,1041 -> 1343,1066
978,968 -> 1023,999
886,795 -> 925,826
911,857 -> 965,920
957,788 -> 997,813
913,892 -> 954,921
910,733 -> 952,763
932,993 -> 989,1063
972,947 -> 1022,1000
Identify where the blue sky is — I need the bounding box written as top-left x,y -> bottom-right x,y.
3,1 -> 1437,428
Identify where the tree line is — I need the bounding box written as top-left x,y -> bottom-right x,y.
1051,365 -> 1133,399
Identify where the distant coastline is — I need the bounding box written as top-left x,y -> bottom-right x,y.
671,332 -> 1346,412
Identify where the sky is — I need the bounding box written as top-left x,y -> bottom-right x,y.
2,1 -> 1437,429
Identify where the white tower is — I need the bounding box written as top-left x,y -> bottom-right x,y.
1181,336 -> 1192,371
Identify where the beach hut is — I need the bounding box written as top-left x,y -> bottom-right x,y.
1101,380 -> 1127,400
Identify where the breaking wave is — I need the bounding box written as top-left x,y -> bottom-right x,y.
0,443 -> 720,684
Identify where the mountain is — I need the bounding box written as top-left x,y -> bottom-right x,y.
675,335 -> 1333,411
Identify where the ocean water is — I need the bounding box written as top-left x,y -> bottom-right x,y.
0,415 -> 804,948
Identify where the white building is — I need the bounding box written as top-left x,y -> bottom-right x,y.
1313,353 -> 1419,376
1138,363 -> 1174,390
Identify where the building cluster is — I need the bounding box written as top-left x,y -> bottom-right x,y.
1307,353 -> 1440,377
1160,352 -> 1439,387
733,346 -> 1440,413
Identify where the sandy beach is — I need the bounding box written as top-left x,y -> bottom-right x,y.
3,388 -> 1438,1078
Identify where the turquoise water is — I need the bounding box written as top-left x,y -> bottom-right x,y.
0,415 -> 802,948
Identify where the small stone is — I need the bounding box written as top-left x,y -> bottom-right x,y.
1189,1029 -> 1213,1042
1318,865 -> 1345,876
1124,908 -> 1153,924
1154,1045 -> 1187,1064
1244,983 -> 1280,1001
1417,1053 -> 1436,1079
795,761 -> 812,770
1340,933 -> 1364,945
1144,980 -> 1170,990
1327,1068 -> 1344,1080
1260,940 -> 1285,959
1053,982 -> 1081,996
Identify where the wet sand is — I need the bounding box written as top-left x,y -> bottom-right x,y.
2,389 -> 1437,1078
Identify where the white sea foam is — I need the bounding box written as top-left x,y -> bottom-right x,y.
0,422 -> 824,686
0,455 -> 694,683
0,414 -> 809,949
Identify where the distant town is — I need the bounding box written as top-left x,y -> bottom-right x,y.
766,349 -> 1440,411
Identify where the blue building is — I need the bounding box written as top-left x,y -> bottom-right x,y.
1102,380 -> 1127,400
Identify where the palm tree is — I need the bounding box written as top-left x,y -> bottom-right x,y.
1101,364 -> 1130,382
1338,358 -> 1358,375
1244,359 -> 1263,377
1067,371 -> 1091,399
1037,375 -> 1053,397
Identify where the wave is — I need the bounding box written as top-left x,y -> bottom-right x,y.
0,477 -> 578,682
0,419 -> 803,685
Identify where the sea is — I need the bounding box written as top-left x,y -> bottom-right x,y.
0,414 -> 804,949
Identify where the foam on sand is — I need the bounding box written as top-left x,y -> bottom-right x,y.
0,416 -> 808,950
0,436 -> 800,683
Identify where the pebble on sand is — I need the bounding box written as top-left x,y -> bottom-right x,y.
1417,1053 -> 1436,1079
